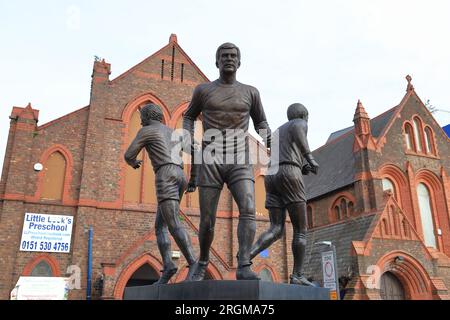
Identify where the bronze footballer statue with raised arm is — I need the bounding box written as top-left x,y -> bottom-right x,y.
124,103 -> 197,284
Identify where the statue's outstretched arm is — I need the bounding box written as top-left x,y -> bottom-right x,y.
124,128 -> 147,169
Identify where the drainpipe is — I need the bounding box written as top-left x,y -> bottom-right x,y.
87,226 -> 93,300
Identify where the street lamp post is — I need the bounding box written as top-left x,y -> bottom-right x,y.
315,241 -> 340,300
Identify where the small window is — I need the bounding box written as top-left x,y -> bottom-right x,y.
391,205 -> 399,236
382,178 -> 397,201
413,118 -> 423,152
348,201 -> 354,216
332,197 -> 354,222
334,206 -> 341,221
382,178 -> 395,193
402,219 -> 410,238
382,218 -> 390,236
404,123 -> 414,150
31,261 -> 53,277
340,199 -> 348,218
424,127 -> 435,155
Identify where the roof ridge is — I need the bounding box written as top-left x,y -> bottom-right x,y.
110,44 -> 170,83
313,126 -> 354,153
411,90 -> 450,142
172,41 -> 210,82
316,105 -> 399,152
374,88 -> 414,148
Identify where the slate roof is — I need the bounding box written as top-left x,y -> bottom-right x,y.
303,213 -> 377,282
304,130 -> 355,200
370,106 -> 398,138
326,126 -> 353,144
304,106 -> 398,200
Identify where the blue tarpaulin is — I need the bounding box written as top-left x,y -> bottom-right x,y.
443,124 -> 450,138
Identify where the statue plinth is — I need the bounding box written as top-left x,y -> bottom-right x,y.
124,280 -> 330,300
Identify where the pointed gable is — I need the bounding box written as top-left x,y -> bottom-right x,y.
304,75 -> 448,200
111,34 -> 209,86
369,196 -> 422,242
376,75 -> 450,151
349,195 -> 435,262
305,105 -> 398,200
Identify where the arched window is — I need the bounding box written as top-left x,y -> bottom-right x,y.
331,196 -> 354,222
340,198 -> 348,218
175,115 -> 203,208
41,151 -> 66,201
382,218 -> 390,236
255,175 -> 268,217
404,123 -> 414,150
348,201 -> 354,216
259,268 -> 274,282
334,206 -> 341,221
391,205 -> 399,236
424,127 -> 435,155
382,178 -> 397,199
124,108 -> 157,203
307,205 -> 314,229
31,260 -> 53,277
413,118 -> 423,152
402,219 -> 410,238
417,183 -> 437,248
379,165 -> 409,210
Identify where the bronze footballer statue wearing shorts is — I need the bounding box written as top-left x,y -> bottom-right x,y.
125,103 -> 197,284
250,103 -> 319,286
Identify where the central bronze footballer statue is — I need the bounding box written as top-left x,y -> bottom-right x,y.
183,43 -> 272,281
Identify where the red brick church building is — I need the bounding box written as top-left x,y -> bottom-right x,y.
1,35 -> 449,300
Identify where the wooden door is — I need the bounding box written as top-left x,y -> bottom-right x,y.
380,272 -> 405,300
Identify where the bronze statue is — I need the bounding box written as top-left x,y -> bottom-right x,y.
183,43 -> 271,280
249,103 -> 319,286
124,103 -> 197,284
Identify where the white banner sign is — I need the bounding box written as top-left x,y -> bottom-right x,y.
11,277 -> 69,300
321,250 -> 337,290
20,213 -> 73,253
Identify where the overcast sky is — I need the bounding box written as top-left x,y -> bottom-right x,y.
1,0 -> 449,175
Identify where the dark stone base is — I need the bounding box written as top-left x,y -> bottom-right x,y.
124,280 -> 329,300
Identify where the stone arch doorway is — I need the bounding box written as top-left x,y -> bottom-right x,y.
113,253 -> 164,299
374,251 -> 433,300
380,272 -> 405,300
125,264 -> 160,288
